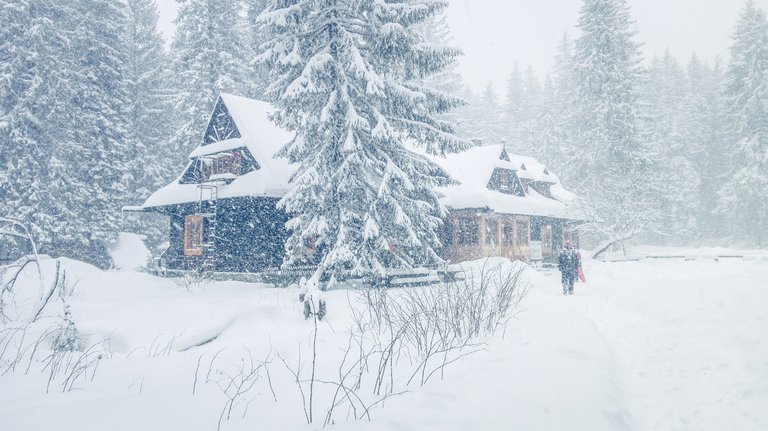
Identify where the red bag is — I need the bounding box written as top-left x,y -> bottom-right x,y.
578,266 -> 586,283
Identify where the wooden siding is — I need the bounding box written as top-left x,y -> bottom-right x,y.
441,209 -> 531,263
163,196 -> 293,272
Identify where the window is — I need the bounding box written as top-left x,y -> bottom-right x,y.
503,224 -> 514,245
485,219 -> 498,246
457,218 -> 479,245
498,170 -> 512,193
184,215 -> 204,256
207,151 -> 244,177
489,168 -> 525,197
530,219 -> 542,241
516,221 -> 529,246
179,148 -> 259,184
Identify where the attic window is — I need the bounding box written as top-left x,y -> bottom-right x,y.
179,148 -> 259,184
490,168 -> 525,197
203,99 -> 241,145
499,149 -> 510,161
520,163 -> 527,170
543,168 -> 550,175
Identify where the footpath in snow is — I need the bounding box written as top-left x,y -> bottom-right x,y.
0,250 -> 766,431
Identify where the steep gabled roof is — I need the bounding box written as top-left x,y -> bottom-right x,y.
141,94 -> 296,209
429,144 -> 579,219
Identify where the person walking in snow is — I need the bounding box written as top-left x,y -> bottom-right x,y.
558,240 -> 581,295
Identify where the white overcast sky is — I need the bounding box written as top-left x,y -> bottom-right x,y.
156,0 -> 768,94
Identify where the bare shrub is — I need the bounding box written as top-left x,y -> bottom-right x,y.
174,271 -> 212,292
212,350 -> 276,431
320,259 -> 530,425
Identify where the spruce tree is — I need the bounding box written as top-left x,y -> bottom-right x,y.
171,0 -> 249,157
125,0 -> 176,199
504,62 -> 524,144
415,10 -> 463,95
50,0 -> 133,266
247,0 -> 272,99
1,0 -> 133,266
539,33 -> 578,171
570,0 -> 656,251
0,0 -> 69,250
719,0 -> 768,245
258,0 -> 468,277
687,56 -> 728,239
642,52 -> 700,242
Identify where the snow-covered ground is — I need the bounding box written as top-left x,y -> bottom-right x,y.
1,249 -> 766,431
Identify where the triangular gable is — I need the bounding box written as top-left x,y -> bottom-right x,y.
487,168 -> 526,197
499,148 -> 511,162
203,98 -> 241,146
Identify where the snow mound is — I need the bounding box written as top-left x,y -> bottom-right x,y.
109,232 -> 150,271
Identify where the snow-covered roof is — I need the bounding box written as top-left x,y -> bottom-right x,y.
138,94 -> 578,220
429,144 -> 579,219
141,94 -> 296,209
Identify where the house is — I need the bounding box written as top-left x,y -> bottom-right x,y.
431,144 -> 580,264
126,94 -> 579,273
126,94 -> 298,273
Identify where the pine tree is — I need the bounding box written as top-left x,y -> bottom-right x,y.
415,9 -> 463,95
539,33 -> 577,171
570,0 -> 656,252
247,0 -> 272,99
125,0 -> 175,199
0,0 -> 68,251
642,52 -> 701,242
719,0 -> 768,245
258,0 -> 468,277
687,56 -> 728,239
1,0 -> 134,266
49,0 -> 133,266
171,0 -> 249,157
520,65 -> 543,150
504,62 -> 524,143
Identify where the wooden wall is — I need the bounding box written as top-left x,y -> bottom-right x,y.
441,209 -> 531,263
162,197 -> 292,272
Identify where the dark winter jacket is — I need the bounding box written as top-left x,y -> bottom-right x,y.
558,248 -> 580,278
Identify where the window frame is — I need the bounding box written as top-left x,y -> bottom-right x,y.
485,219 -> 499,246
184,215 -> 204,256
516,220 -> 529,246
457,218 -> 479,246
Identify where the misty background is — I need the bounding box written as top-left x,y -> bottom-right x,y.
158,0 -> 768,92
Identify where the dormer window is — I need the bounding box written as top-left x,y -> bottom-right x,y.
488,168 -> 525,197
520,163 -> 527,170
179,148 -> 259,184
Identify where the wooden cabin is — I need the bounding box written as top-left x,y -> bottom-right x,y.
126,94 -> 579,273
431,144 -> 579,264
126,94 -> 305,272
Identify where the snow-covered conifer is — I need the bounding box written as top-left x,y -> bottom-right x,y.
258,0 -> 469,277
570,0 -> 657,250
415,11 -> 464,95
719,0 -> 768,245
686,56 -> 728,238
247,0 -> 272,99
642,52 -> 701,242
538,33 -> 577,170
171,0 -> 249,156
504,63 -> 524,143
124,0 -> 176,198
1,0 -> 132,266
